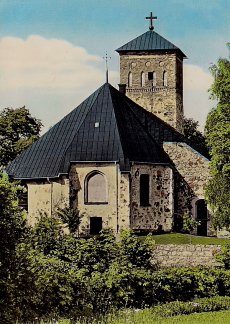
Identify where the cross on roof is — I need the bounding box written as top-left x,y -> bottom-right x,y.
146,12 -> 157,31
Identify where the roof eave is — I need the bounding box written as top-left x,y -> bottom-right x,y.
116,48 -> 187,59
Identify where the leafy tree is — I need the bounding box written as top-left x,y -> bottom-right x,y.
182,212 -> 200,244
0,106 -> 43,167
30,213 -> 63,256
182,117 -> 209,156
0,172 -> 28,272
205,51 -> 230,230
56,207 -> 83,235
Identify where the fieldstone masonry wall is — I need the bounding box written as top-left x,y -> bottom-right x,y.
152,244 -> 221,268
131,164 -> 173,232
119,51 -> 184,132
163,142 -> 212,233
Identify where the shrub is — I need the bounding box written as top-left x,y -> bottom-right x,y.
214,242 -> 230,269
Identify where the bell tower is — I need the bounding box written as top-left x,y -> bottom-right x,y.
116,13 -> 187,133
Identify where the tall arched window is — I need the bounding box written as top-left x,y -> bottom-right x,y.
153,71 -> 156,87
140,72 -> 145,87
128,72 -> 132,87
163,71 -> 168,87
85,171 -> 107,204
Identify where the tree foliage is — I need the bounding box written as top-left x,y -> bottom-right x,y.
182,117 -> 209,156
0,172 -> 27,270
205,52 -> 230,230
0,106 -> 43,167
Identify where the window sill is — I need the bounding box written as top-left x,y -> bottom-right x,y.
84,202 -> 108,205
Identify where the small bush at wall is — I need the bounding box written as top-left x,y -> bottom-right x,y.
214,242 -> 230,269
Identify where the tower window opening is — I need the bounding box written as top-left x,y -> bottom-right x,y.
163,71 -> 168,87
148,72 -> 156,87
140,72 -> 145,87
148,72 -> 153,80
128,72 -> 132,87
140,174 -> 150,206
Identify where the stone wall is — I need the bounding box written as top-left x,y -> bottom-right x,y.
70,163 -> 132,235
163,142 -> 210,197
163,142 -> 212,234
152,244 -> 221,267
130,164 -> 174,232
71,163 -> 119,235
119,51 -> 184,132
27,176 -> 69,225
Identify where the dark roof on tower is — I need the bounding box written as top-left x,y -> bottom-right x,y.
6,83 -> 175,179
116,30 -> 187,58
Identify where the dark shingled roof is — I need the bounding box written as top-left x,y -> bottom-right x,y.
116,30 -> 187,58
6,83 -> 174,179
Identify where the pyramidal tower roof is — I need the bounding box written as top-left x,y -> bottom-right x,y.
6,83 -> 172,179
116,30 -> 187,58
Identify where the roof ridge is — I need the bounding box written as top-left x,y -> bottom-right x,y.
57,84 -> 107,173
116,30 -> 186,58
108,85 -> 171,165
121,92 -> 209,158
107,85 -> 130,169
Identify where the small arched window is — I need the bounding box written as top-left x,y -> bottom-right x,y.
148,71 -> 156,87
140,72 -> 145,87
163,71 -> 168,87
128,72 -> 132,87
85,171 -> 107,204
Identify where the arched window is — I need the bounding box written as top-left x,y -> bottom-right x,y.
85,171 -> 107,204
163,71 -> 168,87
140,72 -> 145,87
128,72 -> 132,87
140,174 -> 150,206
148,71 -> 156,87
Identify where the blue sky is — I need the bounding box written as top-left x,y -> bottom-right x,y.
0,0 -> 229,132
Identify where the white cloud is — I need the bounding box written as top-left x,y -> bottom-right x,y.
0,35 -> 107,89
0,35 -> 215,133
184,64 -> 214,90
0,35 -> 119,132
183,64 -> 217,131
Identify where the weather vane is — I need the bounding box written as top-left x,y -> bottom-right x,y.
146,12 -> 157,31
103,51 -> 111,83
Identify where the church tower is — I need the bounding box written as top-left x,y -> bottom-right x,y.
116,13 -> 187,133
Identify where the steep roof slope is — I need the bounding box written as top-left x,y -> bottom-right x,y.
6,83 -> 171,179
116,30 -> 187,58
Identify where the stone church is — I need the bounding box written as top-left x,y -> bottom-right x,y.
6,15 -> 211,236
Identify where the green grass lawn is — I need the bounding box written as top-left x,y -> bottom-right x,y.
52,310 -> 230,324
139,233 -> 230,245
155,310 -> 230,323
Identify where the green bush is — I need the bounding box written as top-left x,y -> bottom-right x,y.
152,296 -> 230,317
214,242 -> 230,269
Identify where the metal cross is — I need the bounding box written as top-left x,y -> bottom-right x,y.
146,12 -> 157,31
103,51 -> 111,83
